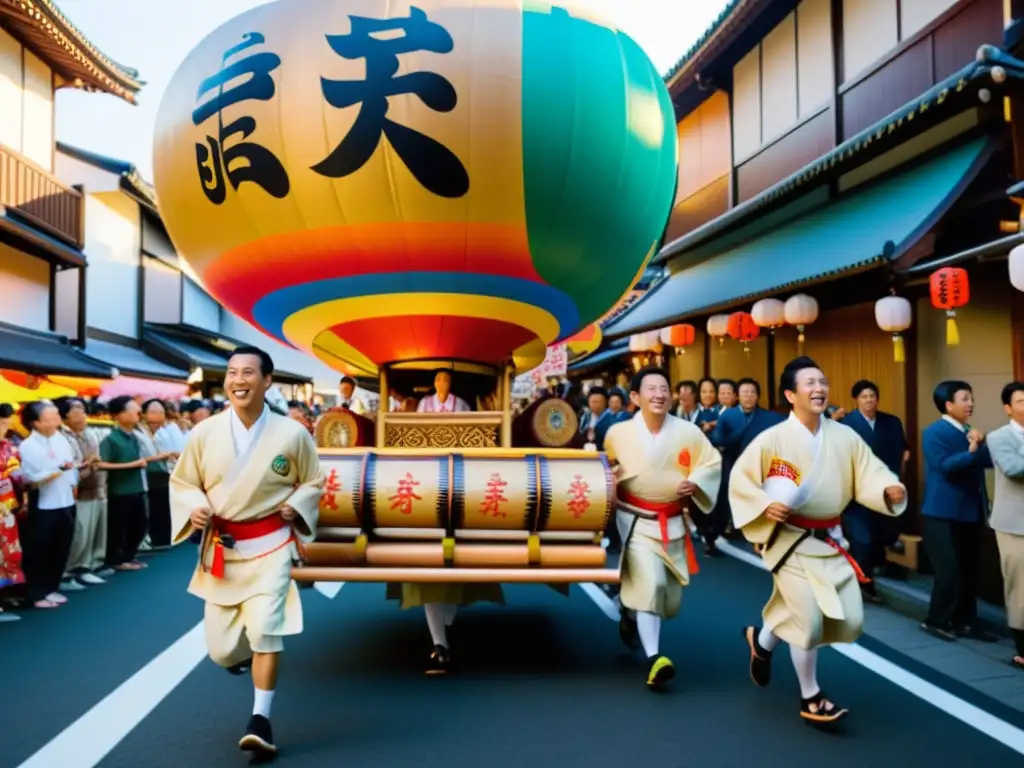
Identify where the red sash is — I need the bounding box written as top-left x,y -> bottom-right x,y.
787,515 -> 869,584
619,492 -> 700,575
203,514 -> 291,579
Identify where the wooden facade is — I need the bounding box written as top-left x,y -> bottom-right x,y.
665,0 -> 1005,231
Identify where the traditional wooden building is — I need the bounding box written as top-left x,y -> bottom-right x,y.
601,0 -> 1020,515
0,0 -> 141,380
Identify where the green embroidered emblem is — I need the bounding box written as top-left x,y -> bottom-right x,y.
271,455 -> 291,476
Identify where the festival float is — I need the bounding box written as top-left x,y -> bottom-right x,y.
152,0 -> 677,585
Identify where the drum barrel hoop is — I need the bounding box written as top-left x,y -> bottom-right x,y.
535,456 -> 553,532
450,453 -> 466,533
525,454 -> 541,534
359,453 -> 375,535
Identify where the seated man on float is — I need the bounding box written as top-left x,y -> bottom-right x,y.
417,369 -> 471,413
337,376 -> 367,415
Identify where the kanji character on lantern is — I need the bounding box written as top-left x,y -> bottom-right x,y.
388,472 -> 422,515
480,472 -> 509,518
567,474 -> 591,519
322,467 -> 342,510
929,266 -> 970,345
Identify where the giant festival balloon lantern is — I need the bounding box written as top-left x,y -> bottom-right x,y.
152,0 -> 678,377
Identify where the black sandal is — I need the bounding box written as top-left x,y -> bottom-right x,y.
800,691 -> 849,724
1010,656 -> 1024,671
744,626 -> 773,688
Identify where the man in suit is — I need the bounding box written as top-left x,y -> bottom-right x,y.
920,380 -> 997,642
704,378 -> 784,555
580,386 -> 615,451
985,381 -> 1024,669
841,380 -> 910,603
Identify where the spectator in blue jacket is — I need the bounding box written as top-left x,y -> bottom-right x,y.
920,380 -> 997,642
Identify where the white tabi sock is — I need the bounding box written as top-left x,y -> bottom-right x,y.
424,603 -> 448,647
758,626 -> 781,652
443,602 -> 458,627
790,645 -> 820,698
636,611 -> 661,658
253,687 -> 274,718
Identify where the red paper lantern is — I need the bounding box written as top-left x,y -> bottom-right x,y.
661,323 -> 695,349
727,312 -> 759,342
929,267 -> 969,345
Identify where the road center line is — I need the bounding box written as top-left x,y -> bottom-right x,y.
18,583 -> 347,768
580,539 -> 1024,757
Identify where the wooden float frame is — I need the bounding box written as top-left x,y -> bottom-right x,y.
292,566 -> 620,584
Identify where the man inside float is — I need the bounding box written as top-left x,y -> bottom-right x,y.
603,366 -> 722,689
417,368 -> 471,413
732,356 -> 906,725
337,376 -> 367,415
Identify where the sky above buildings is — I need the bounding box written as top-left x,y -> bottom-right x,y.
55,0 -> 730,181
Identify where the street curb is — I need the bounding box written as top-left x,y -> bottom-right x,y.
873,576 -> 1011,637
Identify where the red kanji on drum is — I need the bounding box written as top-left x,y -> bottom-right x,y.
322,468 -> 342,510
480,472 -> 508,517
567,474 -> 591,519
389,472 -> 422,515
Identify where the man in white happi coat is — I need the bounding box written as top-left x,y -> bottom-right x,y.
730,356 -> 906,724
171,346 -> 323,755
603,367 -> 721,688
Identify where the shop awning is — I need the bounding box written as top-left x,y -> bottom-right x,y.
605,135 -> 993,339
0,322 -> 116,378
143,325 -> 312,386
567,339 -> 630,374
99,376 -> 189,401
83,338 -> 190,381
0,210 -> 86,267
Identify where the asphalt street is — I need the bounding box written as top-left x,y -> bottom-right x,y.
6,545 -> 1024,768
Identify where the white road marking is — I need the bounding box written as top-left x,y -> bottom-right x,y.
17,621 -> 208,768
582,537 -> 1024,757
314,581 -> 345,598
18,582 -> 347,768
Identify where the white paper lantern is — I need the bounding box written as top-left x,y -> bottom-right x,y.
751,298 -> 785,330
874,295 -> 912,362
784,293 -> 819,347
1010,244 -> 1024,292
706,314 -> 729,346
628,330 -> 661,353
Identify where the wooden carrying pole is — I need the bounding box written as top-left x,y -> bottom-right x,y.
292,566 -> 620,583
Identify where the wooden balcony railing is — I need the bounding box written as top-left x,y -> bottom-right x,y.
0,143 -> 83,249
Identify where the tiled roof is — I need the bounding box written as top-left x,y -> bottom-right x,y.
0,0 -> 143,103
662,0 -> 745,84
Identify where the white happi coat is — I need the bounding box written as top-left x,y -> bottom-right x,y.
604,413 -> 721,618
417,393 -> 470,413
170,406 -> 323,665
730,413 -> 906,649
